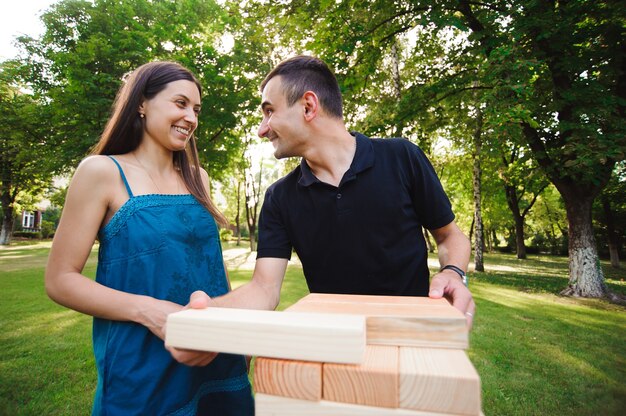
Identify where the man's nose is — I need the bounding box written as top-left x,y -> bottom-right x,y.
258,119 -> 269,138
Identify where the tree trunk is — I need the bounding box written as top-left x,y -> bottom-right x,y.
0,192 -> 15,245
244,158 -> 263,253
390,40 -> 403,137
514,215 -> 527,259
560,193 -> 608,298
248,223 -> 257,252
0,211 -> 14,245
235,180 -> 242,246
601,194 -> 620,268
472,108 -> 484,272
423,227 -> 434,253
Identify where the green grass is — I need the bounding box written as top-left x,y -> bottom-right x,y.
1,242 -> 625,415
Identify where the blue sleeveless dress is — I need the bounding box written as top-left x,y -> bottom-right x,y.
92,157 -> 254,415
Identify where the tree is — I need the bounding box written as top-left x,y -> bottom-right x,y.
594,162 -> 626,268
471,105 -> 484,271
17,0 -> 259,178
262,0 -> 626,299
0,63 -> 54,244
498,142 -> 549,259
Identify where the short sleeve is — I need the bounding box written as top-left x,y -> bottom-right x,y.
256,185 -> 293,260
407,144 -> 455,230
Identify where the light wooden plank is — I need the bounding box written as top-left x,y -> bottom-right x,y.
255,393 -> 463,416
165,307 -> 365,364
297,293 -> 453,306
286,294 -> 468,349
254,357 -> 322,401
323,345 -> 399,408
399,347 -> 481,416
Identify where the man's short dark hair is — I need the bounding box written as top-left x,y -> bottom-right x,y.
260,55 -> 343,118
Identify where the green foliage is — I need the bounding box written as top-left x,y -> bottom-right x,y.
219,228 -> 233,242
0,63 -> 54,243
42,206 -> 62,227
593,162 -> 626,258
16,0 -> 270,179
40,220 -> 56,239
12,231 -> 43,239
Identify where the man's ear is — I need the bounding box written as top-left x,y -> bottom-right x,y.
302,91 -> 319,121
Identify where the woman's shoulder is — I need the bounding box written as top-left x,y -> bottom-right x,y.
73,155 -> 122,183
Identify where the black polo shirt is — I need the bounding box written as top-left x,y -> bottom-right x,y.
257,132 -> 455,296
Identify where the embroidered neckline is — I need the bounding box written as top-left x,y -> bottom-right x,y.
100,194 -> 199,241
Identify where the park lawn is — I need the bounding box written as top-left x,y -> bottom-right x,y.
0,242 -> 624,415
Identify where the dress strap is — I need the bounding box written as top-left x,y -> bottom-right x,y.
107,156 -> 134,198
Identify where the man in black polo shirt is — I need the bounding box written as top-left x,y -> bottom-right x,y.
249,54 -> 473,314
171,55 -> 474,364
259,131 -> 456,297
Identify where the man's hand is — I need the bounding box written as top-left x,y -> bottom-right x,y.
164,290 -> 219,366
429,270 -> 476,329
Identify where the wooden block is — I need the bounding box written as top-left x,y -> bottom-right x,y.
399,347 -> 481,416
255,393 -> 464,415
165,307 -> 365,364
254,357 -> 322,401
323,345 -> 399,408
286,294 -> 468,349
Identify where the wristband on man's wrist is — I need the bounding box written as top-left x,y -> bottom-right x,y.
440,264 -> 468,287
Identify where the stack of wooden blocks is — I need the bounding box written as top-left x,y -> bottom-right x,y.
165,293 -> 482,415
254,294 -> 481,415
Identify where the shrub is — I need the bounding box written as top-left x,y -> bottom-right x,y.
41,220 -> 56,239
13,231 -> 42,239
220,228 -> 233,242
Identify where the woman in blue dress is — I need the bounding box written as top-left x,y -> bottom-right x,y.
45,61 -> 254,415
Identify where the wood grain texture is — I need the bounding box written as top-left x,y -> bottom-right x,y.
254,357 -> 322,401
399,347 -> 481,416
323,345 -> 399,408
286,294 -> 468,349
255,393 -> 465,416
165,307 -> 365,363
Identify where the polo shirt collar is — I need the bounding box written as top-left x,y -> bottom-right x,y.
298,132 -> 375,187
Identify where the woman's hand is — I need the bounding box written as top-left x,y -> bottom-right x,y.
162,291 -> 220,367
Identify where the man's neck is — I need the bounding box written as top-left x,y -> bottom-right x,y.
304,129 -> 356,187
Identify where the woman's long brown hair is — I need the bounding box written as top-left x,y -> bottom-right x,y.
92,61 -> 227,226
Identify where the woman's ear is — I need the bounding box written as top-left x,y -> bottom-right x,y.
138,100 -> 146,117
302,91 -> 319,121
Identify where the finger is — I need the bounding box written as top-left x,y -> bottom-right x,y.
428,274 -> 448,298
448,285 -> 471,313
464,300 -> 476,329
167,346 -> 218,366
186,290 -> 211,309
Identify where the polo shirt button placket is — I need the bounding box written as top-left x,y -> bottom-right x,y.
336,193 -> 342,199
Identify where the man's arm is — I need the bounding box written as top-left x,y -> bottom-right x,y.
428,221 -> 476,327
216,257 -> 288,310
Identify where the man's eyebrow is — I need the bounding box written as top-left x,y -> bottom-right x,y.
261,100 -> 271,110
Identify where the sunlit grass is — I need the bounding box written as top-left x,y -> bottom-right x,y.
1,242 -> 624,415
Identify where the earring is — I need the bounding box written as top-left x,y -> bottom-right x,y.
139,113 -> 145,118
